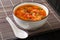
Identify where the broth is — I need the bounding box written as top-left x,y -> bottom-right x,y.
14,4 -> 46,21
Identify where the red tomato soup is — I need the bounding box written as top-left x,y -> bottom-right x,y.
14,4 -> 46,21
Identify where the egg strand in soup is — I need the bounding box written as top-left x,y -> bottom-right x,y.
14,4 -> 46,21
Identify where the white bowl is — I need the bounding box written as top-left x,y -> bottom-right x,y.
13,2 -> 49,30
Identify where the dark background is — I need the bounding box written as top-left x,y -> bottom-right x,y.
47,0 -> 60,15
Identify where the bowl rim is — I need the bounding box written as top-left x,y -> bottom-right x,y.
13,2 -> 49,22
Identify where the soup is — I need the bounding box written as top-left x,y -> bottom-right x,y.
14,4 -> 46,21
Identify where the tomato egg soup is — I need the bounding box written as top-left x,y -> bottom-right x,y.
14,4 -> 46,21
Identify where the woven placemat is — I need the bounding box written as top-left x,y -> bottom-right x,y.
0,0 -> 60,40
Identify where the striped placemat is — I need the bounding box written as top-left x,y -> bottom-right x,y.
0,0 -> 60,40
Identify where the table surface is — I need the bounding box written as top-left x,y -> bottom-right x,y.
0,0 -> 60,40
